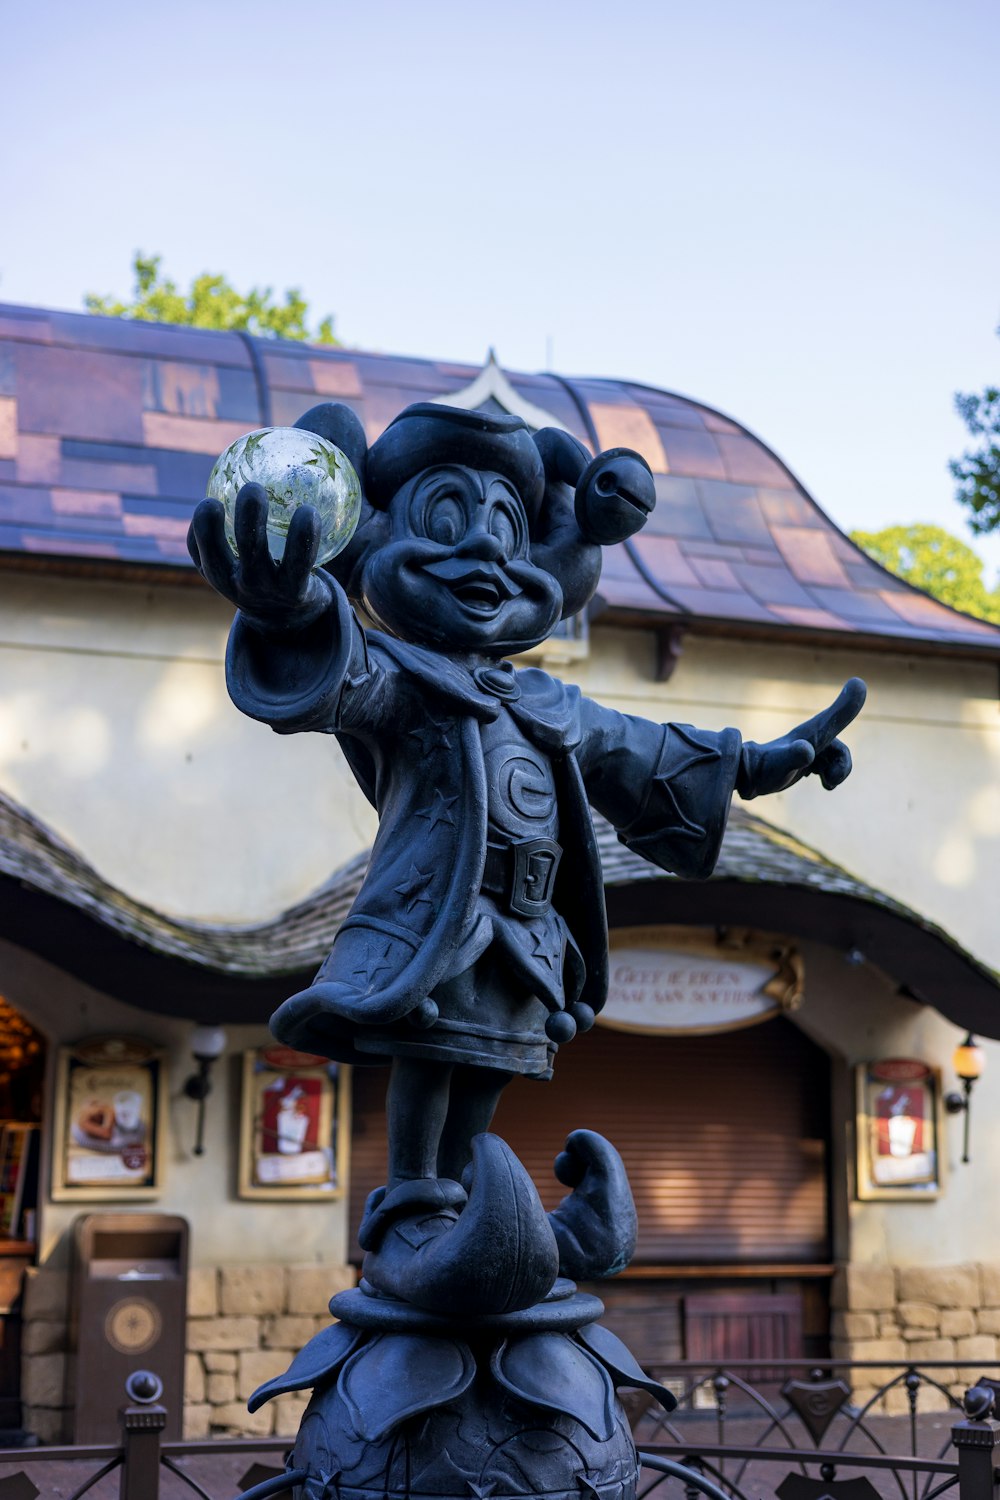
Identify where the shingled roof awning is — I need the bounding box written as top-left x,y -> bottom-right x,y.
1,301 -> 999,659
0,787 -> 995,1037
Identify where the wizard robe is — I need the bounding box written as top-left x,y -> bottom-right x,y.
226,584 -> 743,1065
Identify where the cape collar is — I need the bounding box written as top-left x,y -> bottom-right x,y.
368,633 -> 580,751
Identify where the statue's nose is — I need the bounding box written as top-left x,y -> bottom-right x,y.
456,529 -> 505,565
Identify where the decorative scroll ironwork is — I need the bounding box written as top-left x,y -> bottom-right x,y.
634,1360 -> 999,1500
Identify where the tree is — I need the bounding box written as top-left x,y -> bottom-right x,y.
850,522 -> 1000,624
85,252 -> 337,344
951,328 -> 1000,532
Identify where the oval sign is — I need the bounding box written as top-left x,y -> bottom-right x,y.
600,927 -> 794,1036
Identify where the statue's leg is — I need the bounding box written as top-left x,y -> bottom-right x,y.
386,1055 -> 453,1187
436,1064 -> 510,1182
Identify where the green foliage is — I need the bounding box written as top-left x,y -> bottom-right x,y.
952,319 -> 1000,532
85,253 -> 337,344
850,523 -> 1000,623
952,382 -> 1000,532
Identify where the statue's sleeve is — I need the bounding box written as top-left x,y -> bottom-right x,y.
575,697 -> 743,880
225,581 -> 397,737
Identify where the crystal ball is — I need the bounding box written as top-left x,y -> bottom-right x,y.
207,427 -> 362,566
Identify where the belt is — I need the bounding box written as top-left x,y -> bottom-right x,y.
482,836 -> 563,919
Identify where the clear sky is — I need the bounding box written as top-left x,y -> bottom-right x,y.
2,0 -> 999,571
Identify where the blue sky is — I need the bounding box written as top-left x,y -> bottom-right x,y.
3,0 -> 999,572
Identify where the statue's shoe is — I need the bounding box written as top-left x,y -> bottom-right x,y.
357,1177 -> 467,1253
548,1129 -> 638,1280
363,1133 -> 560,1316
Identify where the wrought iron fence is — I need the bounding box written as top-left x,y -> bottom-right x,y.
0,1369 -> 302,1500
0,1361 -> 996,1500
634,1359 -> 1000,1500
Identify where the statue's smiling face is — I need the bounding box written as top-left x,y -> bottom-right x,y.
359,466 -> 562,654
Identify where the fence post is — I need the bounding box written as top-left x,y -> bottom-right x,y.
118,1370 -> 166,1500
952,1408 -> 1000,1500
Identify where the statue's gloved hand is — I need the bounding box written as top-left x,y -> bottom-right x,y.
736,677 -> 866,799
187,484 -> 334,631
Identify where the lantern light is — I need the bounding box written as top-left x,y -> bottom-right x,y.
183,1025 -> 227,1156
945,1033 -> 985,1164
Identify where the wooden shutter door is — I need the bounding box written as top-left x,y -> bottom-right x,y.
349,1015 -> 830,1266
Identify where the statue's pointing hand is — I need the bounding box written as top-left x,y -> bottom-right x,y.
736,677 -> 867,800
187,485 -> 333,631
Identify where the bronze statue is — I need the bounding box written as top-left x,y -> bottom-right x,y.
188,399 -> 864,1499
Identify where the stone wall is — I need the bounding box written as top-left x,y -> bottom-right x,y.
831,1262 -> 1000,1413
18,1261 -> 355,1443
183,1262 -> 355,1439
24,1258 -> 1000,1440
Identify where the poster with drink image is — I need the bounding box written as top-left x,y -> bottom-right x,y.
239,1046 -> 347,1198
53,1038 -> 163,1198
856,1058 -> 940,1199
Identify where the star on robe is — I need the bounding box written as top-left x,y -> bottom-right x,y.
394,863 -> 435,912
407,715 -> 453,756
416,788 -> 458,831
530,929 -> 557,970
647,726 -> 721,841
467,1484 -> 497,1500
353,941 -> 393,988
577,1478 -> 603,1500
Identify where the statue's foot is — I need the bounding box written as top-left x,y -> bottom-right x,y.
548,1129 -> 638,1280
358,1177 -> 468,1253
362,1133 -> 559,1316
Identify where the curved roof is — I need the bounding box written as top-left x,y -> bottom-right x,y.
0,783 -> 995,1039
0,300 -> 997,656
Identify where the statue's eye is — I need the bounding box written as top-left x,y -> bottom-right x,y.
489,502 -> 523,559
425,495 -> 465,546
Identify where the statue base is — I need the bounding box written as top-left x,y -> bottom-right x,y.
250,1279 -> 675,1500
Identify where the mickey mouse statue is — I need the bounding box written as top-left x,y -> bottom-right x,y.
189,400 -> 864,1498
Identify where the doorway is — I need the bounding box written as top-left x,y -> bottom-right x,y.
0,996 -> 45,1429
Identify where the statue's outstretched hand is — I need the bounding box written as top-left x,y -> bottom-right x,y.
736,677 -> 866,800
187,484 -> 333,630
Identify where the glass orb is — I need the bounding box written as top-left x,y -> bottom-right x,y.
207,427 -> 362,566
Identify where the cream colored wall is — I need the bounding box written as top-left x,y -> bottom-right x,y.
568,626 -> 1000,1271
571,627 -> 1000,969
0,571 -> 377,922
0,938 -> 351,1270
791,941 -> 1000,1271
1,565 -> 999,1271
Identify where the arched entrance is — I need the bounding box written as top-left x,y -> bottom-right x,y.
348,1013 -> 832,1367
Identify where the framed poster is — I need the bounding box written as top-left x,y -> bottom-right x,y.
855,1058 -> 942,1200
239,1046 -> 350,1200
52,1038 -> 164,1200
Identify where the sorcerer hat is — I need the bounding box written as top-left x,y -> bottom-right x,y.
365,403 -> 547,518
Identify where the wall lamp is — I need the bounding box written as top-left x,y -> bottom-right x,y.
944,1033 -> 986,1165
183,1025 -> 227,1156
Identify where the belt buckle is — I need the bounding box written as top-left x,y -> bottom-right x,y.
509,837 -> 562,918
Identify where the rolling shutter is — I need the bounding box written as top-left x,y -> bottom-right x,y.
348,1015 -> 829,1266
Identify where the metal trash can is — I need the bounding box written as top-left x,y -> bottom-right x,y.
71,1213 -> 188,1441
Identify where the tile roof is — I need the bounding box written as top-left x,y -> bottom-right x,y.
0,301 -> 997,656
0,784 -> 995,1037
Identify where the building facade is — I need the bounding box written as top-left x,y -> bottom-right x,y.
0,302 -> 998,1440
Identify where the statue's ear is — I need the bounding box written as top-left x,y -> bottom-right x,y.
294,402 -> 368,491
533,428 -> 591,489
530,428 -> 603,620
294,402 -> 384,598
